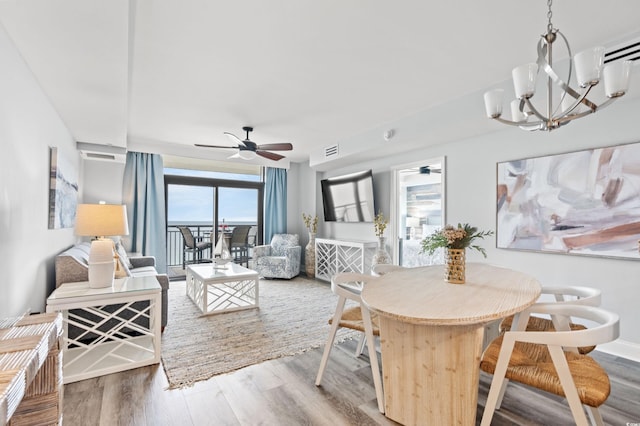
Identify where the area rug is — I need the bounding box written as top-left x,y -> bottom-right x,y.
161,276 -> 359,389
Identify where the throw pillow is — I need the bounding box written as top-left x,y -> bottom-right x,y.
115,257 -> 131,278
115,241 -> 133,268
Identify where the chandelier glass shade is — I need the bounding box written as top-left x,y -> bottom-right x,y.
484,1 -> 633,131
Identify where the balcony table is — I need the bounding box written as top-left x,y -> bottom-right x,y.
361,263 -> 541,426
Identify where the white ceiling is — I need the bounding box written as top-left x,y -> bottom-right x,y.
1,0 -> 639,168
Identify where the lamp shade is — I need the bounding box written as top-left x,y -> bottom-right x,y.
512,63 -> 538,99
406,217 -> 421,228
75,204 -> 129,237
604,60 -> 632,98
238,150 -> 257,160
483,89 -> 504,118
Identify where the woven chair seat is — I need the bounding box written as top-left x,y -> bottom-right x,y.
329,306 -> 380,335
500,315 -> 595,354
480,335 -> 610,408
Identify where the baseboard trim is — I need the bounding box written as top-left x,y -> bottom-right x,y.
597,339 -> 640,363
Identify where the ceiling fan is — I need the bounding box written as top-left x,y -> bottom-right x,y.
419,166 -> 441,174
195,126 -> 293,161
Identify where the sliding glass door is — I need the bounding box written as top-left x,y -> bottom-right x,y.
165,175 -> 264,270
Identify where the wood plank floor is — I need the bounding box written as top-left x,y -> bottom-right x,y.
63,340 -> 640,426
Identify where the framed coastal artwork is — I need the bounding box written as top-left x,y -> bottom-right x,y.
48,147 -> 78,229
496,141 -> 640,260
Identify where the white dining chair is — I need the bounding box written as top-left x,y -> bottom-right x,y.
370,263 -> 407,276
315,272 -> 385,414
500,285 -> 601,353
480,303 -> 620,426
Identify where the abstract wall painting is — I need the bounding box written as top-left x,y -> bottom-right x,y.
48,147 -> 78,229
497,142 -> 640,259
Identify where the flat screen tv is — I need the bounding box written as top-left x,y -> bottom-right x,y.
321,169 -> 376,222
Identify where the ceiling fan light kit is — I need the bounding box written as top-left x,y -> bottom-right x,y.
195,126 -> 293,161
483,0 -> 632,132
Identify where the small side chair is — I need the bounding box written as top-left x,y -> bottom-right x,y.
252,234 -> 301,279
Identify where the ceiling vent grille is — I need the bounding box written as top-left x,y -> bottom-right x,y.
85,152 -> 117,161
605,37 -> 640,64
77,141 -> 127,163
324,144 -> 339,158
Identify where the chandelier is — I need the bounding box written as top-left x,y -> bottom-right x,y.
483,0 -> 633,131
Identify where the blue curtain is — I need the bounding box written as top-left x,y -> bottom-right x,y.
264,167 -> 287,243
122,152 -> 167,273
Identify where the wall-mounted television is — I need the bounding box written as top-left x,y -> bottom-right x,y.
321,169 -> 376,222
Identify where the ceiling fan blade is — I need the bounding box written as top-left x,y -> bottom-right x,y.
256,150 -> 285,161
224,132 -> 246,147
195,144 -> 238,149
256,143 -> 293,151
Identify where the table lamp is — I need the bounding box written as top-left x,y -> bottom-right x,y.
75,203 -> 129,288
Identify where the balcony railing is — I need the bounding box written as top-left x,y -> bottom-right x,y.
167,223 -> 256,268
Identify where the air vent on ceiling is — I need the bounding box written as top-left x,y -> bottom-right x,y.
605,36 -> 640,64
77,141 -> 126,163
324,144 -> 339,159
85,152 -> 117,161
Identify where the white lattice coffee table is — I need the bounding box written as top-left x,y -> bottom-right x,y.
186,263 -> 259,315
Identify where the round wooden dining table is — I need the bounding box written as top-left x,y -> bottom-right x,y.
361,263 -> 541,426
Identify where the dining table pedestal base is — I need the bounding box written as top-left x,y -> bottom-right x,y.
379,317 -> 484,426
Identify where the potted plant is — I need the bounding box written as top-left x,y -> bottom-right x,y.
420,223 -> 494,284
372,212 -> 391,265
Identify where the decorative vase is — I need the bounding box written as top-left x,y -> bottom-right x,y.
372,236 -> 392,266
305,232 -> 316,278
444,248 -> 466,284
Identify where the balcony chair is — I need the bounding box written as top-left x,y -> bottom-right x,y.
229,225 -> 252,266
500,285 -> 601,354
178,226 -> 212,269
247,225 -> 258,247
252,234 -> 301,279
480,304 -> 619,426
315,272 -> 385,414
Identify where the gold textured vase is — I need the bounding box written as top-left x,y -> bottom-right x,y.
444,248 -> 466,284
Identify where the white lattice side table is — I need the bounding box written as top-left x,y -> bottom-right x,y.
186,263 -> 259,315
46,276 -> 161,384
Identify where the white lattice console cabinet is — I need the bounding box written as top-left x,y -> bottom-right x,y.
315,238 -> 378,281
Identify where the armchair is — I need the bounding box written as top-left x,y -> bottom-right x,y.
252,234 -> 301,279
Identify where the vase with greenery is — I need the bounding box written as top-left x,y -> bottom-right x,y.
372,212 -> 392,266
420,223 -> 494,284
302,213 -> 318,278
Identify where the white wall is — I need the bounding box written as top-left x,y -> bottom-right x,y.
0,24 -> 78,317
301,95 -> 640,360
288,161 -> 321,262
82,160 -> 125,204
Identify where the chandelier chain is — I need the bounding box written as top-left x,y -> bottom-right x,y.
546,0 -> 554,32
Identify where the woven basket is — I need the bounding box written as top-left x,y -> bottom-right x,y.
0,313 -> 63,426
